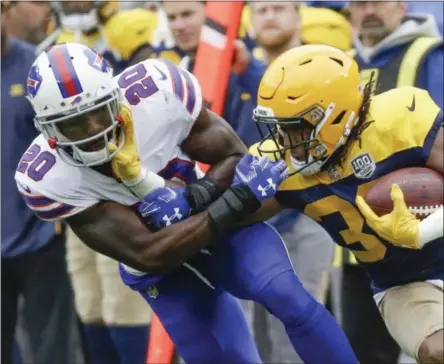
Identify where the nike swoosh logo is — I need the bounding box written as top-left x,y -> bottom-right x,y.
154,65 -> 167,81
407,95 -> 416,112
23,185 -> 32,193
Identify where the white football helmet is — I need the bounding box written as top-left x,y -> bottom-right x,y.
27,42 -> 124,167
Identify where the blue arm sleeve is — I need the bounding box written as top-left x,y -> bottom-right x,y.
236,56 -> 267,102
418,46 -> 444,109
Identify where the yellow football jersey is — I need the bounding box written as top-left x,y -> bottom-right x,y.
251,87 -> 443,291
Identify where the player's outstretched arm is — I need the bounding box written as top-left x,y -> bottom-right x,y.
140,154 -> 288,232
66,191 -> 282,275
66,155 -> 286,274
66,201 -> 215,274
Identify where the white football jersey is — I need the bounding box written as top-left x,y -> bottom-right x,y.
15,58 -> 203,221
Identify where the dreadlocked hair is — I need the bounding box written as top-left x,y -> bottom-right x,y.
323,72 -> 376,171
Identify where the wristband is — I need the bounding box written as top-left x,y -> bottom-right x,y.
184,176 -> 223,213
123,167 -> 165,200
418,206 -> 443,248
207,185 -> 261,231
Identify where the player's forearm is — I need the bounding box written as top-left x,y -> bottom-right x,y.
205,154 -> 243,190
234,198 -> 284,227
136,188 -> 283,272
137,212 -> 214,273
67,202 -> 214,274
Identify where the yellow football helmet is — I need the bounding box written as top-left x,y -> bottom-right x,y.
253,44 -> 363,176
300,5 -> 352,51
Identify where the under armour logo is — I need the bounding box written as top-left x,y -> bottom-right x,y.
257,178 -> 276,197
162,208 -> 183,226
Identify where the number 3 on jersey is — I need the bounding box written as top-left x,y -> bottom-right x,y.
118,63 -> 159,105
304,195 -> 387,263
17,144 -> 55,181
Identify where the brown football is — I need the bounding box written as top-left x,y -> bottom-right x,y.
365,167 -> 444,220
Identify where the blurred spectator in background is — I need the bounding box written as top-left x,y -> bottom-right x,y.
337,2 -> 443,363
37,2 -> 155,363
248,2 -> 336,362
299,2 -> 352,51
162,0 -> 266,147
2,0 -> 52,45
408,1 -> 443,35
350,1 -> 442,107
1,2 -> 82,363
39,1 -> 157,73
153,2 -> 257,71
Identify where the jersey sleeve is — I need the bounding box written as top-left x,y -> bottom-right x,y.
16,183 -> 88,221
152,58 -> 203,121
14,147 -> 99,221
399,87 -> 442,163
372,87 -> 442,166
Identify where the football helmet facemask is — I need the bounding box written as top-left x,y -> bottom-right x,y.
27,42 -> 124,167
253,44 -> 364,176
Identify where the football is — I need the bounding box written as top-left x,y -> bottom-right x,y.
364,167 -> 444,220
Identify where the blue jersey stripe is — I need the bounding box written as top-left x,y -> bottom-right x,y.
22,194 -> 57,207
34,203 -> 75,220
180,69 -> 197,115
422,110 -> 443,161
159,59 -> 184,103
159,158 -> 197,183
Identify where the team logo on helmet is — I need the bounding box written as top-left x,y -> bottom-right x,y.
27,65 -> 43,98
310,108 -> 324,122
70,95 -> 83,106
83,48 -> 109,73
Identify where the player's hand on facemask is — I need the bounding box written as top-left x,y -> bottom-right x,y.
138,187 -> 192,232
356,184 -> 420,249
108,106 -> 142,182
233,153 -> 289,202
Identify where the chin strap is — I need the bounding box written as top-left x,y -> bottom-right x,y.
337,111 -> 357,147
123,167 -> 166,201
